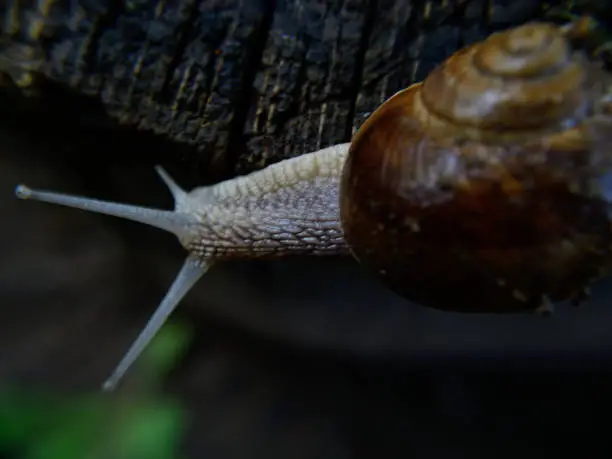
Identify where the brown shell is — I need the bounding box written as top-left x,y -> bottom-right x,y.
340,18 -> 612,313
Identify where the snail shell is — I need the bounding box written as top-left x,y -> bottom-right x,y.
340,20 -> 612,313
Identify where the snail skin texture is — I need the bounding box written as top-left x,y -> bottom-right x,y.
14,18 -> 612,391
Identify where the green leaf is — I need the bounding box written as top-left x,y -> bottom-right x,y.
115,402 -> 184,459
139,322 -> 192,379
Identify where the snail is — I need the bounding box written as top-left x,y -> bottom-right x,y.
13,17 -> 612,391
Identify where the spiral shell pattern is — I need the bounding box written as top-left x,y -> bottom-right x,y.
414,22 -> 589,141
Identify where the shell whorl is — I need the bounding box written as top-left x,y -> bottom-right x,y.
413,21 -> 592,142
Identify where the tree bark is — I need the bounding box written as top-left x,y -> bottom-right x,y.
3,0 -> 603,178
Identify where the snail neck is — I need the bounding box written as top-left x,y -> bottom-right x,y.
182,143 -> 351,260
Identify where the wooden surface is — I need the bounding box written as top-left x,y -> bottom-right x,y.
4,0 -> 608,177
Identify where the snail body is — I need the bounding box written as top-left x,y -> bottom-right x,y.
15,143 -> 353,391
14,18 -> 612,390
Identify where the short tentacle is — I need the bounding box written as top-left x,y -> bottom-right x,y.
155,165 -> 188,209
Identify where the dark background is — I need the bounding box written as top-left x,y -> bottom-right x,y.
4,87 -> 612,458
3,0 -> 612,458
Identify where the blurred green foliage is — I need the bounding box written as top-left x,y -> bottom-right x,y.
0,322 -> 192,459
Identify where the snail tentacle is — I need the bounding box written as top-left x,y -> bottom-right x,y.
154,165 -> 188,208
102,255 -> 209,392
14,168 -> 196,240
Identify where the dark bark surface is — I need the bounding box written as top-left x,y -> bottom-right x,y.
3,1 -> 612,458
3,0 -> 610,177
